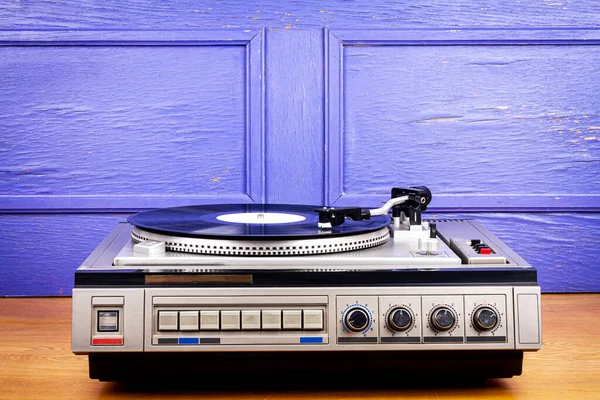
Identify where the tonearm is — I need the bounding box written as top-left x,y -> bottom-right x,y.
315,186 -> 432,229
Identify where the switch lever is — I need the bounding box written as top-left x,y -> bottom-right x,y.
430,223 -> 437,239
418,223 -> 440,254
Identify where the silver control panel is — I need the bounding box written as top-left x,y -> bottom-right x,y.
72,286 -> 541,353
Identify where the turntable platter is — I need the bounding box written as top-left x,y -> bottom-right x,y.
127,204 -> 391,240
126,204 -> 392,256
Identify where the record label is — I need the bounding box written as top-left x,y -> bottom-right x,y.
216,212 -> 306,224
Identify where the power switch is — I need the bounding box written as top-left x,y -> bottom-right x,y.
97,311 -> 119,332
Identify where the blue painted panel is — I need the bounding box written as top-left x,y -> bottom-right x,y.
1,1 -> 600,29
327,30 -> 600,210
0,45 -> 245,193
0,30 -> 266,211
0,213 -> 597,295
0,29 -> 258,44
0,214 -> 124,296
265,29 -> 324,205
0,5 -> 597,297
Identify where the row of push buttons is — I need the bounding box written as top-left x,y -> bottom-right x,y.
470,239 -> 493,255
158,309 -> 324,332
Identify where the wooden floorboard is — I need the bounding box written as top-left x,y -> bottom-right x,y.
0,294 -> 598,399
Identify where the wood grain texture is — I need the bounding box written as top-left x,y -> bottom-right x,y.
0,28 -> 268,211
340,43 -> 600,208
0,295 -> 598,399
1,1 -> 600,29
265,29 -> 324,204
0,213 -> 597,295
0,44 -> 248,204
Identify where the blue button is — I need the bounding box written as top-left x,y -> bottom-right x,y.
300,337 -> 323,344
178,337 -> 199,344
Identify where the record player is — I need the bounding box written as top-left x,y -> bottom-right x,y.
72,186 -> 542,383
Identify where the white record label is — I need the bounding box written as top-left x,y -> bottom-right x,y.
216,212 -> 306,224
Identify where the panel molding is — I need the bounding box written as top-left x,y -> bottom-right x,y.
325,28 -> 600,211
0,29 -> 265,213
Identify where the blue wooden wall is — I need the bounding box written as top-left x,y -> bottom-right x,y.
1,1 -> 599,295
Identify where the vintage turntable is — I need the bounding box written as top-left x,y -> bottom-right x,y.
72,186 -> 541,383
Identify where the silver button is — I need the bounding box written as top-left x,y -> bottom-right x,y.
200,310 -> 220,330
282,310 -> 302,330
262,310 -> 282,330
179,311 -> 199,331
221,310 -> 241,330
158,311 -> 178,331
303,309 -> 324,330
242,310 -> 261,330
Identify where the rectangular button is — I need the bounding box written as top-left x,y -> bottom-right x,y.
158,311 -> 178,331
133,240 -> 166,255
221,310 -> 241,330
200,310 -> 220,330
303,309 -> 323,330
179,311 -> 199,331
262,310 -> 282,330
97,310 -> 119,332
242,310 -> 261,330
283,310 -> 302,330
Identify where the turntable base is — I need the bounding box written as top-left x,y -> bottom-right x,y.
6,295 -> 595,397
89,350 -> 524,383
71,189 -> 542,382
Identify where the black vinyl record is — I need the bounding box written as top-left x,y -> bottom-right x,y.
127,204 -> 390,240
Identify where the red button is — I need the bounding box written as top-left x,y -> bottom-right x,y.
92,337 -> 123,346
479,247 -> 492,255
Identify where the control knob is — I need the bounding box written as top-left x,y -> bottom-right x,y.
473,306 -> 498,331
430,307 -> 456,331
344,307 -> 371,332
387,307 -> 413,332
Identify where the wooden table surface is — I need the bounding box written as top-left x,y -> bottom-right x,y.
0,294 -> 599,400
